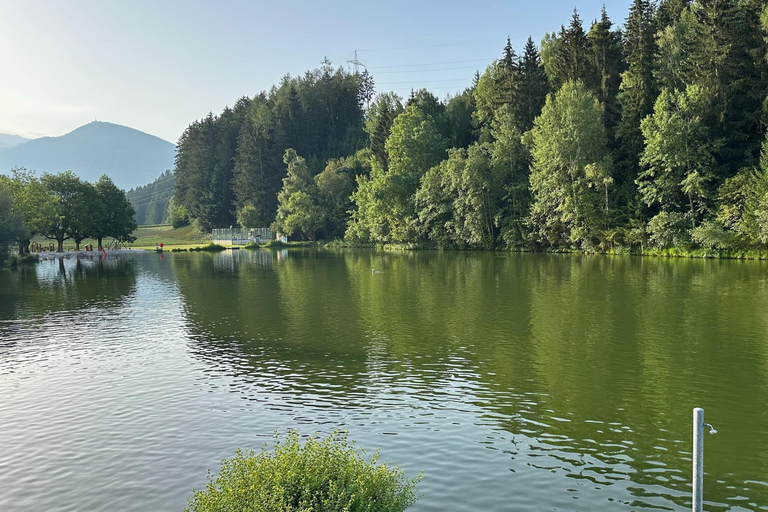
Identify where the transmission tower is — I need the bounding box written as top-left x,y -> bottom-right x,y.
347,50 -> 366,74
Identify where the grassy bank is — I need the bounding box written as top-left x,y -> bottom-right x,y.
128,224 -> 212,249
25,224 -> 211,252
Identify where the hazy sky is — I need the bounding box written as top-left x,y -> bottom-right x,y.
0,0 -> 633,143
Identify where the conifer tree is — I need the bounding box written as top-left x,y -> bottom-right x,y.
617,0 -> 657,185
517,37 -> 548,132
502,37 -> 517,71
587,7 -> 624,135
655,0 -> 690,29
365,93 -> 404,172
541,10 -> 593,92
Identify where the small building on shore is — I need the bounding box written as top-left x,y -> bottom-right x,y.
212,227 -> 272,245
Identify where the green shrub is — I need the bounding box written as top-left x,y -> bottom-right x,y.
190,243 -> 227,252
171,248 -> 188,253
19,253 -> 39,264
4,253 -> 39,267
647,212 -> 691,249
263,240 -> 285,248
185,430 -> 420,512
243,241 -> 260,250
691,220 -> 735,251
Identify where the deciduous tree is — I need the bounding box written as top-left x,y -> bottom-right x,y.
527,81 -> 612,248
94,175 -> 137,249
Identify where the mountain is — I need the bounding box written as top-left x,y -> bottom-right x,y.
0,121 -> 176,190
0,133 -> 30,149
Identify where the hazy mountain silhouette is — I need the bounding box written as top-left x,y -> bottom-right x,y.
0,133 -> 30,149
0,121 -> 176,190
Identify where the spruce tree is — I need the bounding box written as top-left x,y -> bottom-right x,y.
541,10 -> 592,92
617,0 -> 657,186
502,36 -> 517,71
587,7 -> 624,136
517,37 -> 548,132
694,0 -> 766,176
655,0 -> 690,29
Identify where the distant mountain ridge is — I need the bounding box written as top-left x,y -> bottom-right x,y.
0,121 -> 176,190
0,133 -> 30,149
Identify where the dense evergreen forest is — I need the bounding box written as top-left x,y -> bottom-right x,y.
173,0 -> 768,253
126,170 -> 174,225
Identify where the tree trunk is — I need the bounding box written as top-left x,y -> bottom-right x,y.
57,238 -> 64,252
689,192 -> 696,229
17,239 -> 30,255
98,236 -> 104,251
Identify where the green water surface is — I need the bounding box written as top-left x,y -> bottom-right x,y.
0,250 -> 766,511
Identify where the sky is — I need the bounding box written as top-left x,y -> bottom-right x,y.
0,0 -> 633,144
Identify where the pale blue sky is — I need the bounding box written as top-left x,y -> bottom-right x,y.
0,0 -> 632,143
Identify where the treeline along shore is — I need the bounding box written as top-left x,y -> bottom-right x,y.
6,1 -> 768,260
168,0 -> 768,256
0,170 -> 136,266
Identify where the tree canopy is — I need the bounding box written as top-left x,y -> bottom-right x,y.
161,1 -> 768,255
0,170 -> 136,254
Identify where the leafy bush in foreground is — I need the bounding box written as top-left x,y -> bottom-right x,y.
185,430 -> 420,512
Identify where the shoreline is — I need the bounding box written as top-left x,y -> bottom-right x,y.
37,249 -> 149,260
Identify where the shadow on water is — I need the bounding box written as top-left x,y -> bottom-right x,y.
169,249 -> 768,511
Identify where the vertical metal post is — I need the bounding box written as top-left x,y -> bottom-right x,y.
693,407 -> 704,512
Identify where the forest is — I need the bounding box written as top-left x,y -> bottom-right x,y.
172,0 -> 768,254
126,170 -> 175,226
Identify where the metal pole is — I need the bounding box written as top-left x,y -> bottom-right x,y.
693,407 -> 704,512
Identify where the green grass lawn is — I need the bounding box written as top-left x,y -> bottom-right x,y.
30,224 -> 320,252
30,224 -> 211,251
128,224 -> 212,249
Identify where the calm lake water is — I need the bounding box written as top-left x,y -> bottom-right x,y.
1,250 -> 767,511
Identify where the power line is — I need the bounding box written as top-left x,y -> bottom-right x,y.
377,78 -> 472,85
358,38 -> 506,52
126,185 -> 175,202
125,184 -> 175,202
128,194 -> 174,209
125,178 -> 174,195
368,57 -> 495,70
385,85 -> 474,92
373,64 -> 490,75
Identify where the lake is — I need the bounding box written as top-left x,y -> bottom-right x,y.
1,250 -> 767,511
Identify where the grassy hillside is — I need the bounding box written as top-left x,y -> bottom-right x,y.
129,224 -> 211,248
